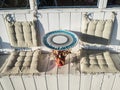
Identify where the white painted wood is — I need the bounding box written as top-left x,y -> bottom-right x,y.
25,13 -> 34,21
80,74 -> 92,90
103,0 -> 108,8
104,12 -> 114,19
60,13 -> 70,30
0,10 -> 30,14
0,76 -> 14,90
93,12 -> 105,19
22,75 -> 36,90
38,9 -> 120,13
97,0 -> 108,8
58,74 -> 68,90
112,73 -> 120,90
91,74 -> 104,90
34,75 -> 47,90
0,14 -> 11,48
46,75 -> 58,90
10,76 -> 25,90
109,12 -> 120,45
116,12 -> 120,42
29,0 -> 37,10
70,13 -> 81,31
101,73 -> 115,90
38,13 -> 49,34
48,13 -> 59,31
0,33 -> 2,48
15,14 -> 26,21
69,75 -> 80,90
0,82 -> 3,90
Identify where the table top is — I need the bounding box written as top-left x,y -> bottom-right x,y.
43,30 -> 78,50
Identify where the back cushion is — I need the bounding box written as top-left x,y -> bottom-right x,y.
80,13 -> 115,45
6,20 -> 40,47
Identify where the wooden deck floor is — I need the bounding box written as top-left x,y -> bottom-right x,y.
0,52 -> 120,90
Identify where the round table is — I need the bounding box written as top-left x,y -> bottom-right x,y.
43,30 -> 78,66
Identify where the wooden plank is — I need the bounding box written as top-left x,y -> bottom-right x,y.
38,9 -> 120,13
10,76 -> 25,90
38,13 -> 49,40
0,76 -> 14,90
110,53 -> 120,71
101,73 -> 115,90
69,74 -> 80,90
0,82 -> 3,90
34,75 -> 47,90
112,73 -> 120,90
69,53 -> 80,90
0,14 -> 11,48
15,14 -> 26,21
70,12 -> 81,32
58,74 -> 68,90
104,12 -> 114,19
57,64 -> 69,90
90,74 -> 104,90
104,12 -> 120,45
22,75 -> 37,90
45,53 -> 58,90
25,13 -> 34,21
46,75 -> 58,90
116,12 -> 120,42
60,13 -> 70,30
80,74 -> 92,90
93,12 -> 105,19
48,13 -> 59,31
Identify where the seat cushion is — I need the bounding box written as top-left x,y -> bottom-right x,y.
80,13 -> 115,45
80,49 -> 119,73
1,50 -> 41,75
6,20 -> 40,47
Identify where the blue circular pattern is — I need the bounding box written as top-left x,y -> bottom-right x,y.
43,30 -> 78,50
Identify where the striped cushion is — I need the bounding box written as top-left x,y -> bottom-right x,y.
6,20 -> 40,47
80,13 -> 115,45
80,50 -> 119,73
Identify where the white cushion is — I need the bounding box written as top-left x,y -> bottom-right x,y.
80,13 -> 115,45
80,50 -> 119,73
6,20 -> 40,47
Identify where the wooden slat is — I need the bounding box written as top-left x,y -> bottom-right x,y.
0,14 -> 11,48
10,76 -> 25,90
60,13 -> 70,30
22,75 -> 37,90
0,76 -> 14,90
80,74 -> 92,90
116,12 -> 120,42
48,13 -> 59,31
46,75 -> 58,90
110,53 -> 120,71
93,12 -> 105,19
90,74 -> 104,90
101,73 -> 115,90
69,74 -> 80,90
0,82 -> 3,90
57,64 -> 69,90
104,12 -> 114,19
34,75 -> 47,90
58,74 -> 68,90
38,13 -> 49,41
112,73 -> 120,90
25,13 -> 34,21
104,12 -> 120,45
15,14 -> 26,21
45,52 -> 58,90
70,12 -> 81,31
69,53 -> 80,90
